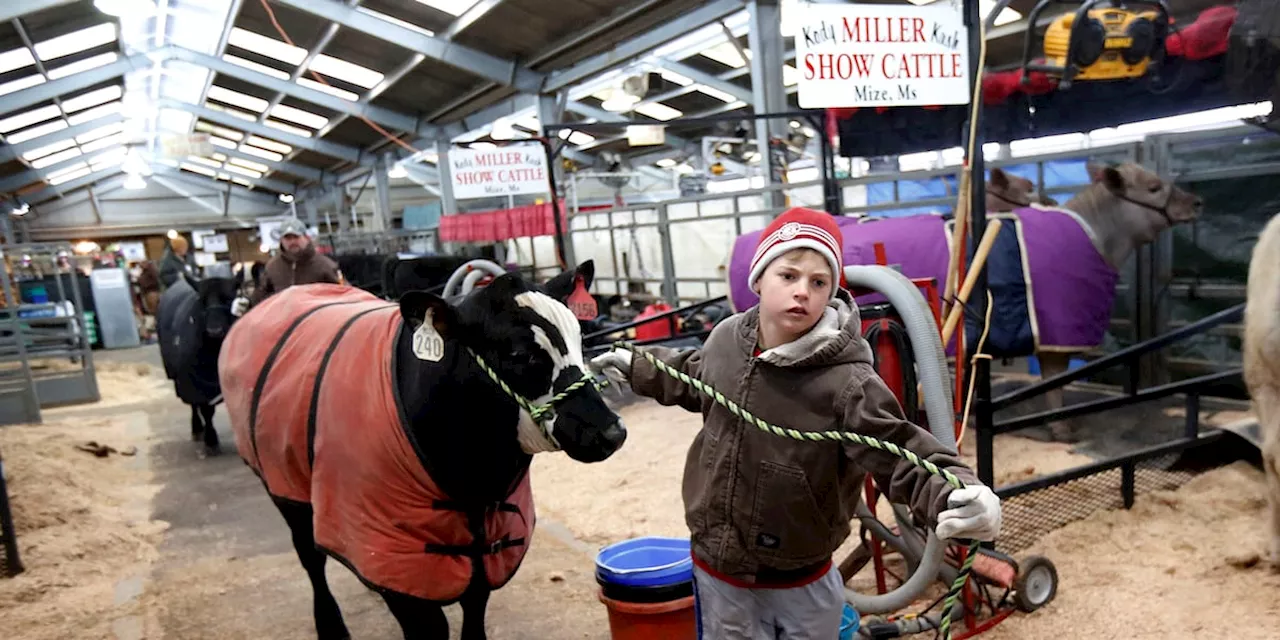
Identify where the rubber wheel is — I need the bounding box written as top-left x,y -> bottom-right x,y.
1013,555 -> 1058,613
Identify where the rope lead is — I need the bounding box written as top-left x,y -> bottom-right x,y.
610,340 -> 980,640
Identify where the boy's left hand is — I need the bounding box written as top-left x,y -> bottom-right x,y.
935,486 -> 1001,542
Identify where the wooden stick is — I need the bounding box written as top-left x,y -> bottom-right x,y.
940,218 -> 1003,348
943,166 -> 973,319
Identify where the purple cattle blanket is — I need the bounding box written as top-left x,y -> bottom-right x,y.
726,207 -> 1120,357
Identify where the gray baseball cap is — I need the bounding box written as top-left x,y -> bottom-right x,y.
278,218 -> 309,238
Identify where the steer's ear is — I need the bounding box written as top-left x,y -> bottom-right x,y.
989,167 -> 1010,190
400,290 -> 457,337
543,260 -> 595,302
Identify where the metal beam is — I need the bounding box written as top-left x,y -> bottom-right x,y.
0,52 -> 145,117
444,0 -> 506,40
25,166 -> 123,204
0,0 -> 75,24
747,0 -> 786,200
653,59 -> 752,104
271,0 -> 544,92
542,0 -> 746,94
0,146 -> 112,193
0,112 -> 126,163
215,147 -> 326,183
163,99 -> 364,164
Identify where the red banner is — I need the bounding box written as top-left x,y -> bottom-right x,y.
438,201 -> 609,244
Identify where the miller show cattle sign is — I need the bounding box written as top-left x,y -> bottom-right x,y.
449,142 -> 551,201
796,1 -> 971,109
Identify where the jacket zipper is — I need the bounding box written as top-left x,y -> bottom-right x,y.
290,261 -> 296,286
719,358 -> 757,563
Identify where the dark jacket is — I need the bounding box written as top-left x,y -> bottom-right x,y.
249,244 -> 341,306
629,288 -> 980,583
159,250 -> 196,289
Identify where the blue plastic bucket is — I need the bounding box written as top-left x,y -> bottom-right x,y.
595,536 -> 693,589
840,603 -> 861,639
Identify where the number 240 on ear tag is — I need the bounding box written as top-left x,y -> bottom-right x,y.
413,309 -> 445,362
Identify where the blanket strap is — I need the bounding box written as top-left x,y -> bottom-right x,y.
424,499 -> 528,557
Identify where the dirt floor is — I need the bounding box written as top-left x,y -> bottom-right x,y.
2,345 -> 1278,638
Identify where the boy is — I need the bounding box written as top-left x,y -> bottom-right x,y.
590,208 -> 1001,639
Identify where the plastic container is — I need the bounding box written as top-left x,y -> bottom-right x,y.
598,592 -> 696,640
595,536 -> 693,589
839,603 -> 861,640
634,303 -> 676,342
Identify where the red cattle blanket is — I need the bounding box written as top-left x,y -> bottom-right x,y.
219,283 -> 534,602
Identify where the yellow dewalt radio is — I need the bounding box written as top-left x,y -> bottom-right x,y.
1021,0 -> 1171,89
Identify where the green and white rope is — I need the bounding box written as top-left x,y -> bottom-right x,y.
611,340 -> 980,640
468,348 -> 610,450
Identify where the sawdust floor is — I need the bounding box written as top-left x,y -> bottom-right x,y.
532,397 -> 1280,639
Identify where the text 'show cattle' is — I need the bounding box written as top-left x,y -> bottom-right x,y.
448,142 -> 550,200
796,2 -> 971,108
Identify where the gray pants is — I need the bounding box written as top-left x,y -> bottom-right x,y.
692,564 -> 845,639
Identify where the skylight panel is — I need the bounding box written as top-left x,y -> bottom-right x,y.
47,52 -> 119,80
696,86 -> 737,103
76,122 -> 124,144
700,42 -> 749,68
209,136 -> 238,149
223,164 -> 263,179
223,54 -> 291,80
48,165 -> 92,185
34,23 -> 117,62
228,157 -> 270,173
269,104 -> 327,129
558,130 -> 595,145
358,8 -> 435,36
211,153 -> 227,161
0,105 -> 61,134
634,102 -> 682,121
208,85 -> 269,113
35,149 -> 82,171
783,65 -> 799,87
87,147 -> 127,167
205,103 -> 259,121
308,55 -> 384,89
62,86 -> 124,113
247,136 -> 292,154
195,122 -> 245,141
239,145 -> 284,162
231,177 -> 252,187
0,48 -> 35,75
181,162 -> 218,177
186,156 -> 223,169
227,28 -> 307,65
296,77 -> 359,102
80,132 -> 123,154
45,160 -> 88,179
7,119 -> 68,145
67,101 -> 122,126
265,120 -> 313,138
660,70 -> 694,87
0,75 -> 44,97
413,0 -> 479,17
656,158 -> 678,168
23,138 -> 76,161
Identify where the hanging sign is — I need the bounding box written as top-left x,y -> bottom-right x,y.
449,143 -> 549,200
202,234 -> 228,253
796,2 -> 970,108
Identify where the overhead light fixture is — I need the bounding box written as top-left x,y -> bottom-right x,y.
279,194 -> 295,203
602,91 -> 640,113
123,173 -> 147,190
167,229 -> 179,239
94,0 -> 156,18
10,202 -> 29,216
388,163 -> 408,179
490,118 -> 516,141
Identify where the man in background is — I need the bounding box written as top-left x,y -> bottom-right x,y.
159,236 -> 197,289
234,219 -> 341,315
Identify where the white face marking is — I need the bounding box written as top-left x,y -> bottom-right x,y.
513,291 -> 586,450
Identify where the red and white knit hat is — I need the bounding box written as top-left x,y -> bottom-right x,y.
748,207 -> 845,298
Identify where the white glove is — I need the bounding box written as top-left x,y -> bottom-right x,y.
589,349 -> 633,385
935,485 -> 1002,542
231,296 -> 250,317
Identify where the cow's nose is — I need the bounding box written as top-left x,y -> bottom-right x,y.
602,419 -> 627,449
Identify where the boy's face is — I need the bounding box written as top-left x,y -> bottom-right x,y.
755,249 -> 833,341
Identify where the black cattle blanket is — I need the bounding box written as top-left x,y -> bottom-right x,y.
156,278 -> 222,405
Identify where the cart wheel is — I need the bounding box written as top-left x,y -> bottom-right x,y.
1013,555 -> 1057,613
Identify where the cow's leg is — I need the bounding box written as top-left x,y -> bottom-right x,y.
1264,421 -> 1280,571
1036,352 -> 1074,441
199,403 -> 220,456
189,404 -> 203,441
459,586 -> 491,640
275,500 -> 350,640
380,590 -> 448,640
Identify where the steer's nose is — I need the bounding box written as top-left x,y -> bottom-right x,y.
602,419 -> 627,450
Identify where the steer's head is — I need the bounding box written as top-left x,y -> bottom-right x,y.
399,261 -> 626,463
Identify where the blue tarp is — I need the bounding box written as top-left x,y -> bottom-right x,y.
866,160 -> 1089,217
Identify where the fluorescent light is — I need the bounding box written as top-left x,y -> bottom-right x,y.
48,166 -> 93,185
279,193 -> 295,203
62,85 -> 124,113
659,70 -> 693,86
247,136 -> 292,154
297,77 -> 359,102
783,65 -> 799,87
413,0 -> 480,17
35,23 -> 117,62
23,139 -> 77,161
94,0 -> 156,18
227,28 -> 307,65
34,149 -> 83,170
205,103 -> 258,121
0,75 -> 44,97
699,42 -> 749,68
558,130 -> 595,145
231,177 -> 252,187
228,157 -> 270,173
181,162 -> 218,177
208,85 -> 269,113
634,102 -> 683,121
358,8 -> 436,36
0,48 -> 35,75
388,163 -> 408,178
265,119 -> 313,138
195,122 -> 245,141
76,122 -> 124,145
186,156 -> 223,169
209,136 -> 238,149
0,105 -> 61,133
223,54 -> 291,80
67,101 -> 122,125
309,55 -> 385,89
269,104 -> 328,129
79,132 -> 123,154
490,118 -> 516,140
239,145 -> 284,162
47,52 -> 119,80
6,119 -> 68,145
656,158 -> 678,168
223,164 -> 263,179
602,92 -> 640,113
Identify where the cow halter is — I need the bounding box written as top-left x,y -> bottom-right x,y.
1113,186 -> 1177,226
466,348 -> 607,451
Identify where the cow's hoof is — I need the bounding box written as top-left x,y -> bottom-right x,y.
204,443 -> 222,457
191,428 -> 204,442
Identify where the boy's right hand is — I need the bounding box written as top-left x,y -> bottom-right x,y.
589,349 -> 632,385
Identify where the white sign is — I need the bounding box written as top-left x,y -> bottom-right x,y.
118,242 -> 147,262
91,268 -> 127,290
202,234 -> 228,253
448,143 -> 549,200
796,2 -> 970,109
191,229 -> 215,249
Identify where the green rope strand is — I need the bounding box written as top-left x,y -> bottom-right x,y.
467,349 -> 610,448
612,341 -> 981,640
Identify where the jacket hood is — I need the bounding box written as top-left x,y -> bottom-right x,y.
736,288 -> 872,368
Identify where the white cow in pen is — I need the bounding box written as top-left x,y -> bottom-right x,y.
1243,211 -> 1280,570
